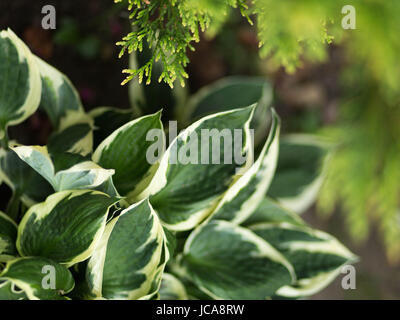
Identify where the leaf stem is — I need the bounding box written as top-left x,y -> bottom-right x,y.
6,191 -> 21,223
0,125 -> 9,150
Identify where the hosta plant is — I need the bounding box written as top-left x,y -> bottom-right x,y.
0,29 -> 356,300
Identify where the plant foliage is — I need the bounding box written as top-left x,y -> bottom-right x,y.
116,0 -> 348,87
0,30 -> 355,300
114,0 -> 400,262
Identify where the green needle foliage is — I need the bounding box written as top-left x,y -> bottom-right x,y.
316,2 -> 400,263
115,0 -> 347,86
115,0 -> 249,87
319,69 -> 400,263
116,0 -> 400,91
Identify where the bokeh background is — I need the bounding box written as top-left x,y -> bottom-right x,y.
1,0 -> 399,299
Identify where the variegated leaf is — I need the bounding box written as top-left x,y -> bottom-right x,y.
0,29 -> 41,136
11,145 -> 114,192
179,76 -> 272,145
0,211 -> 18,262
35,56 -> 84,128
11,146 -> 54,184
0,147 -> 52,206
159,273 -> 188,300
86,199 -> 168,299
92,111 -> 164,197
181,220 -> 295,299
0,257 -> 74,300
93,177 -> 120,198
17,190 -> 119,266
137,106 -> 255,231
0,280 -> 27,300
47,112 -> 94,156
178,278 -> 214,300
268,134 -> 329,214
250,222 -> 357,298
89,106 -> 134,149
55,162 -> 116,192
242,198 -> 305,227
208,109 -> 280,224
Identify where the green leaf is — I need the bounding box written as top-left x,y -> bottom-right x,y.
0,29 -> 41,134
53,161 -> 115,192
93,177 -> 120,198
86,199 -> 168,299
178,278 -> 214,300
12,146 -> 54,184
159,273 -> 188,300
163,227 -> 177,259
181,220 -> 295,299
0,148 -> 52,206
0,257 -> 74,300
92,111 -> 164,197
250,222 -> 357,298
180,76 -> 272,145
137,106 -> 255,231
34,56 -> 84,129
47,123 -> 93,156
0,280 -> 27,300
242,198 -> 305,227
268,134 -> 329,214
209,109 -> 280,224
17,190 -> 119,266
11,145 -> 114,192
0,211 -> 18,262
50,150 -> 88,172
47,112 -> 94,157
89,107 -> 134,149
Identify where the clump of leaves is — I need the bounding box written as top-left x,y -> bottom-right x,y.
0,30 -> 355,300
115,0 -> 250,87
